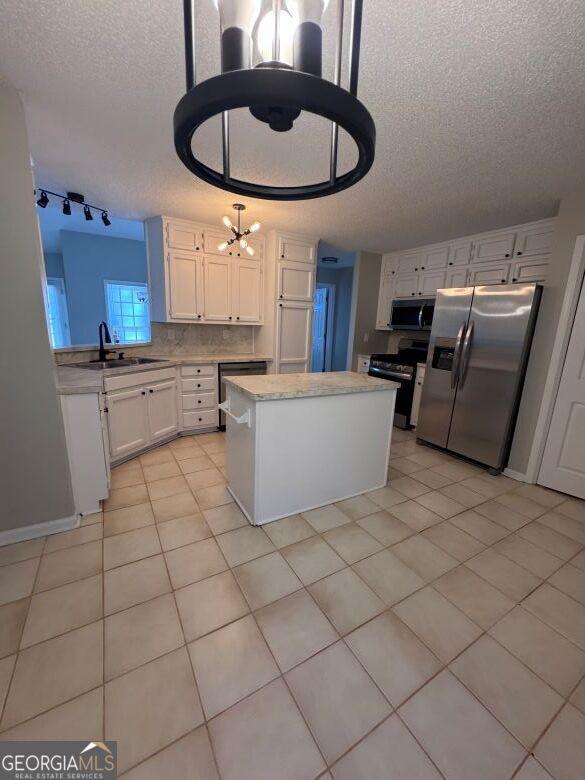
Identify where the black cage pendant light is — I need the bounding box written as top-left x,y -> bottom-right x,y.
173,0 -> 376,200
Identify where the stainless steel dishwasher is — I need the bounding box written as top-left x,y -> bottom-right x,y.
218,361 -> 268,429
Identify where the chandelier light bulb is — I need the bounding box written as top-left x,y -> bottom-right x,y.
248,221 -> 261,233
222,215 -> 233,228
239,238 -> 248,249
246,245 -> 255,256
218,240 -> 230,252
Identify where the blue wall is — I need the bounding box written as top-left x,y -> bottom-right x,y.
44,252 -> 65,280
60,230 -> 147,345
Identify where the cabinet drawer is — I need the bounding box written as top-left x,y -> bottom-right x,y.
181,377 -> 216,393
182,409 -> 218,429
181,364 -> 216,378
104,367 -> 176,392
182,391 -> 216,411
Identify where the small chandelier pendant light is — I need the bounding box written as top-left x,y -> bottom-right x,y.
174,0 -> 376,200
218,203 -> 261,255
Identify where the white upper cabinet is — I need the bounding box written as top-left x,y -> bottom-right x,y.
420,245 -> 449,271
446,267 -> 469,287
166,220 -> 203,252
467,262 -> 511,286
278,261 -> 315,302
513,221 -> 555,258
394,272 -> 419,298
472,231 -> 516,263
448,241 -> 474,267
376,275 -> 394,329
396,252 -> 422,274
418,270 -> 446,296
232,259 -> 262,323
168,250 -> 204,320
276,301 -> 312,373
203,256 -> 232,322
278,235 -> 316,264
511,257 -> 550,283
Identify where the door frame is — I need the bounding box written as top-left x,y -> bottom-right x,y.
315,282 -> 335,372
524,235 -> 585,483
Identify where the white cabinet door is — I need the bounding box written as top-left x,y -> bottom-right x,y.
376,275 -> 394,329
396,252 -> 422,274
446,267 -> 469,287
278,261 -> 315,301
472,232 -> 516,263
203,256 -> 232,322
467,262 -> 511,286
107,387 -> 149,459
278,235 -> 315,263
448,241 -> 474,267
411,364 -> 426,427
511,257 -> 549,284
203,229 -> 237,256
276,301 -> 312,373
166,221 -> 203,252
232,258 -> 262,323
168,250 -> 203,320
147,380 -> 178,441
394,273 -> 419,298
514,224 -> 555,259
418,270 -> 446,296
421,245 -> 449,271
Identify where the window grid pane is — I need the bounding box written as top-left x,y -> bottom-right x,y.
105,281 -> 151,345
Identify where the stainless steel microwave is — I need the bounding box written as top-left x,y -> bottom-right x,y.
390,298 -> 435,331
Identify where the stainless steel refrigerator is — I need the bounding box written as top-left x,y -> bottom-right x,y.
417,283 -> 542,472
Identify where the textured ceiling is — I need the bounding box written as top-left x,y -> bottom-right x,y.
1,0 -> 585,253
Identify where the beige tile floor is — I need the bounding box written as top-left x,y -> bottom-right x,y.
1,428 -> 585,778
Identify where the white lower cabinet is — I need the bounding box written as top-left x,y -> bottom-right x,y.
147,380 -> 179,441
107,387 -> 150,460
410,363 -> 426,427
106,374 -> 178,461
180,364 -> 219,431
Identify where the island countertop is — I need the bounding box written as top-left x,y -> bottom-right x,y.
223,371 -> 399,401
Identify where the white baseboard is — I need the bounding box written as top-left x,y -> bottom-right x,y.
0,514 -> 79,547
503,467 -> 532,483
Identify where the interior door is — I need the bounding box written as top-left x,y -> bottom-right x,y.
276,301 -> 312,374
448,284 -> 541,469
147,380 -> 178,441
417,288 -> 473,448
204,256 -> 232,322
539,278 -> 585,498
107,387 -> 149,459
311,287 -> 328,372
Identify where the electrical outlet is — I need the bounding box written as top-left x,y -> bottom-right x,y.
222,328 -> 230,340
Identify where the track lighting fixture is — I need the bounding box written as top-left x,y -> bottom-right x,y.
217,204 -> 260,256
33,188 -> 112,226
36,190 -> 49,208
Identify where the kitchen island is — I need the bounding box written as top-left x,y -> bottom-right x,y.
221,371 -> 398,525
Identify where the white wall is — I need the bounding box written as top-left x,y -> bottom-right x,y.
351,252 -> 393,366
0,85 -> 74,533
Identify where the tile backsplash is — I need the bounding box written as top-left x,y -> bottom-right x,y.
54,322 -> 256,364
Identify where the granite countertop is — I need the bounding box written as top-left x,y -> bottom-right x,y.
223,371 -> 399,401
55,354 -> 273,395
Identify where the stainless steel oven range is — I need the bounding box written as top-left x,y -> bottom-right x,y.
368,338 -> 429,429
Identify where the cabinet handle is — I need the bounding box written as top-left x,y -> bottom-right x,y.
198,400 -> 202,404
281,254 -> 284,258
279,294 -> 283,298
501,279 -> 506,283
149,389 -> 153,393
421,266 -> 425,270
414,267 -> 418,271
198,417 -> 202,422
517,251 -> 522,256
279,303 -> 283,307
197,314 -> 202,319
418,292 -> 422,295
196,246 -> 200,251
391,270 -> 395,274
448,261 -> 453,266
505,253 -> 510,258
197,369 -> 201,373
229,316 -> 232,320
512,277 -> 518,282
197,383 -> 201,388
236,316 -> 240,320
411,292 -> 415,296
141,391 -> 146,396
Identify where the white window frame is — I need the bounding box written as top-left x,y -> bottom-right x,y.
104,279 -> 151,345
45,277 -> 71,348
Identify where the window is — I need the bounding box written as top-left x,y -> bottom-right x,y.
45,277 -> 71,348
104,281 -> 151,344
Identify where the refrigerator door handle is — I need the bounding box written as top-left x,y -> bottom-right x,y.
418,306 -> 424,329
459,320 -> 475,389
451,321 -> 467,388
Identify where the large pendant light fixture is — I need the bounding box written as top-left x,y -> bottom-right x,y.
174,0 -> 375,200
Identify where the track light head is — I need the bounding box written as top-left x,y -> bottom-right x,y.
101,211 -> 111,226
62,199 -> 71,216
36,190 -> 49,208
83,205 -> 93,221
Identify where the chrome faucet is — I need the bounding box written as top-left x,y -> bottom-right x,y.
98,321 -> 113,362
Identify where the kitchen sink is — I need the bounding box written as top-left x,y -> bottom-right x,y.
70,358 -> 166,370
